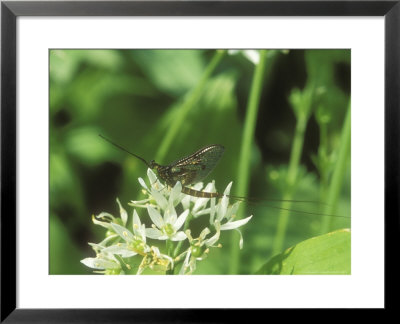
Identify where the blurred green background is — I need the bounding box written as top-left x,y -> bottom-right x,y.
49,49 -> 351,275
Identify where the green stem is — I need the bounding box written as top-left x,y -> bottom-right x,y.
155,50 -> 226,162
165,240 -> 175,275
229,50 -> 269,274
166,240 -> 173,255
319,123 -> 329,204
321,102 -> 351,233
272,110 -> 309,255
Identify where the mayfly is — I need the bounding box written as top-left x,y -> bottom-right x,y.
99,135 -> 347,219
100,135 -> 223,198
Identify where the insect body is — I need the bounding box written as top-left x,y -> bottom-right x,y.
150,144 -> 224,198
100,135 -> 224,198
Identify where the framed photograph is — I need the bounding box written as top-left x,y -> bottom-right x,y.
1,0 -> 396,320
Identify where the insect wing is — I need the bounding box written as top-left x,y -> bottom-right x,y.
170,145 -> 224,185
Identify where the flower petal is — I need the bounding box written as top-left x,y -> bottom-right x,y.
243,50 -> 260,65
132,209 -> 145,239
150,188 -> 168,210
220,215 -> 253,230
206,222 -> 221,246
236,229 -> 244,249
171,231 -> 187,241
193,182 -> 214,212
92,214 -> 115,230
193,208 -> 211,217
133,209 -> 142,228
169,181 -> 183,206
138,177 -> 149,192
81,257 -> 120,270
97,234 -> 119,247
88,242 -> 104,252
145,228 -> 167,240
181,182 -> 204,208
205,230 -> 220,247
116,198 -> 128,226
139,224 -> 147,242
147,168 -> 158,186
129,198 -> 151,206
173,209 -> 189,231
223,181 -> 233,196
216,195 -> 229,222
147,205 -> 164,228
225,201 -> 241,220
179,250 -> 191,275
215,182 -> 231,222
111,223 -> 135,242
102,244 -> 137,258
199,227 -> 211,240
193,182 -> 204,191
228,49 -> 240,55
180,194 -> 191,210
209,196 -> 216,224
164,204 -> 177,224
147,168 -> 164,191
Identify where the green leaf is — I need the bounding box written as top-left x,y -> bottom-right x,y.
50,215 -> 88,274
256,229 -> 351,274
65,127 -> 111,165
131,50 -> 205,96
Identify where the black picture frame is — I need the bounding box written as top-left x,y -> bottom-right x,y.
1,0 -> 397,321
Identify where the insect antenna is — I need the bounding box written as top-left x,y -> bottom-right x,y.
99,134 -> 151,168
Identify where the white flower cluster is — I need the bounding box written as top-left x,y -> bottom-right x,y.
81,169 -> 252,275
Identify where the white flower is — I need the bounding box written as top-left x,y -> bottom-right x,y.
191,181 -> 217,218
92,199 -> 150,256
177,228 -> 221,275
210,182 -> 253,249
82,199 -> 149,274
228,49 -> 260,64
91,197 -> 128,231
108,210 -> 150,257
83,168 -> 253,275
80,244 -> 123,275
130,169 -> 217,216
145,204 -> 189,241
137,246 -> 174,275
180,182 -> 204,209
130,168 -> 181,209
132,168 -> 253,248
228,49 -> 287,65
81,255 -> 122,274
